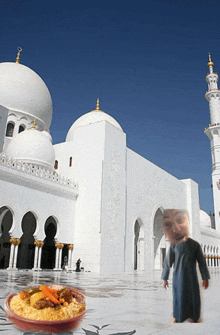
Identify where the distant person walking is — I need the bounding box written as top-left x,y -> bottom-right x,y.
62,256 -> 68,271
76,258 -> 81,272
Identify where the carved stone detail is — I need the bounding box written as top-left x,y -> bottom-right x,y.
0,155 -> 78,190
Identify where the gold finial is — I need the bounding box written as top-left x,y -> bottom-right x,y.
15,47 -> 22,64
96,98 -> 100,110
31,119 -> 36,129
208,53 -> 214,67
91,98 -> 104,112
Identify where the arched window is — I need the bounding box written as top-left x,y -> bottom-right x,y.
18,125 -> 25,133
69,157 -> 72,167
54,160 -> 58,169
6,122 -> 14,137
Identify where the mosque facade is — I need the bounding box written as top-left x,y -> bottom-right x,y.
0,51 -> 219,273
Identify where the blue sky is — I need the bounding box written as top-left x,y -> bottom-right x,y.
1,0 -> 220,213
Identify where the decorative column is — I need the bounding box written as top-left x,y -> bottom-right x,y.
37,245 -> 43,269
33,245 -> 39,270
54,247 -> 59,270
7,238 -> 20,271
32,241 -> 44,271
53,243 -> 64,271
207,255 -> 210,266
7,244 -> 15,270
13,241 -> 20,269
71,245 -> 76,271
67,244 -> 74,271
211,254 -> 214,267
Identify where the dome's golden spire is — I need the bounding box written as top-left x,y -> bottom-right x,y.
15,47 -> 22,64
208,53 -> 214,68
96,98 -> 100,110
91,98 -> 104,112
31,119 -> 37,129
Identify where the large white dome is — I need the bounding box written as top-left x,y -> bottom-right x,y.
66,110 -> 123,142
4,128 -> 55,169
0,62 -> 53,127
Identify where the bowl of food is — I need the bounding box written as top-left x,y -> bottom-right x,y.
4,284 -> 85,333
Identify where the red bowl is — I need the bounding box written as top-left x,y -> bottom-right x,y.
4,286 -> 85,333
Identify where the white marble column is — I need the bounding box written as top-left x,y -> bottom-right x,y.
68,249 -> 72,270
54,248 -> 59,270
71,249 -> 76,271
58,249 -> 62,269
53,243 -> 64,271
32,246 -> 39,270
37,247 -> 43,270
7,244 -> 15,270
12,245 -> 19,269
67,244 -> 74,271
7,238 -> 20,271
32,241 -> 44,271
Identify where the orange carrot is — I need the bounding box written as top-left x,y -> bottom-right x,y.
40,286 -> 60,305
53,292 -> 59,299
46,287 -> 59,299
47,287 -> 58,294
20,291 -> 27,299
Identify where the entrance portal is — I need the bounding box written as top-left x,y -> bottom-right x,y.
41,217 -> 57,269
0,207 -> 13,269
153,208 -> 165,269
134,220 -> 144,271
17,212 -> 36,269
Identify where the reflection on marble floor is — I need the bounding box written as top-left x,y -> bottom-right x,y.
0,268 -> 220,334
0,270 -> 138,334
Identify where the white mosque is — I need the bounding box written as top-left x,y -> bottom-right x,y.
0,49 -> 219,273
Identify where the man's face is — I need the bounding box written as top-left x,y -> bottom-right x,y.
163,209 -> 189,244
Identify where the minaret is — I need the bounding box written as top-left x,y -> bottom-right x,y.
205,54 -> 220,231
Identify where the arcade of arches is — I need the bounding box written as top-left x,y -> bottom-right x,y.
0,207 -> 75,271
0,206 -> 219,271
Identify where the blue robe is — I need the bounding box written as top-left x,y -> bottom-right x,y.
161,238 -> 210,322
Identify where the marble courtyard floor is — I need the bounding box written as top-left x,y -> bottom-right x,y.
0,267 -> 219,335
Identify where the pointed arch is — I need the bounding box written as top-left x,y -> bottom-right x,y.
41,216 -> 57,269
6,122 -> 14,137
17,211 -> 37,269
134,218 -> 144,271
18,124 -> 25,133
0,206 -> 13,269
153,207 -> 165,270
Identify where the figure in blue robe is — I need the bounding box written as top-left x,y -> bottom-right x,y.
162,238 -> 210,322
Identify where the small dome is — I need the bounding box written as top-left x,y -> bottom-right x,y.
66,110 -> 123,142
4,128 -> 55,169
199,209 -> 211,229
0,62 -> 52,128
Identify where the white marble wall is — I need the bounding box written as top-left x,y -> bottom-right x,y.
100,122 -> 126,273
0,105 -> 8,153
54,121 -> 106,272
125,148 -> 194,272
